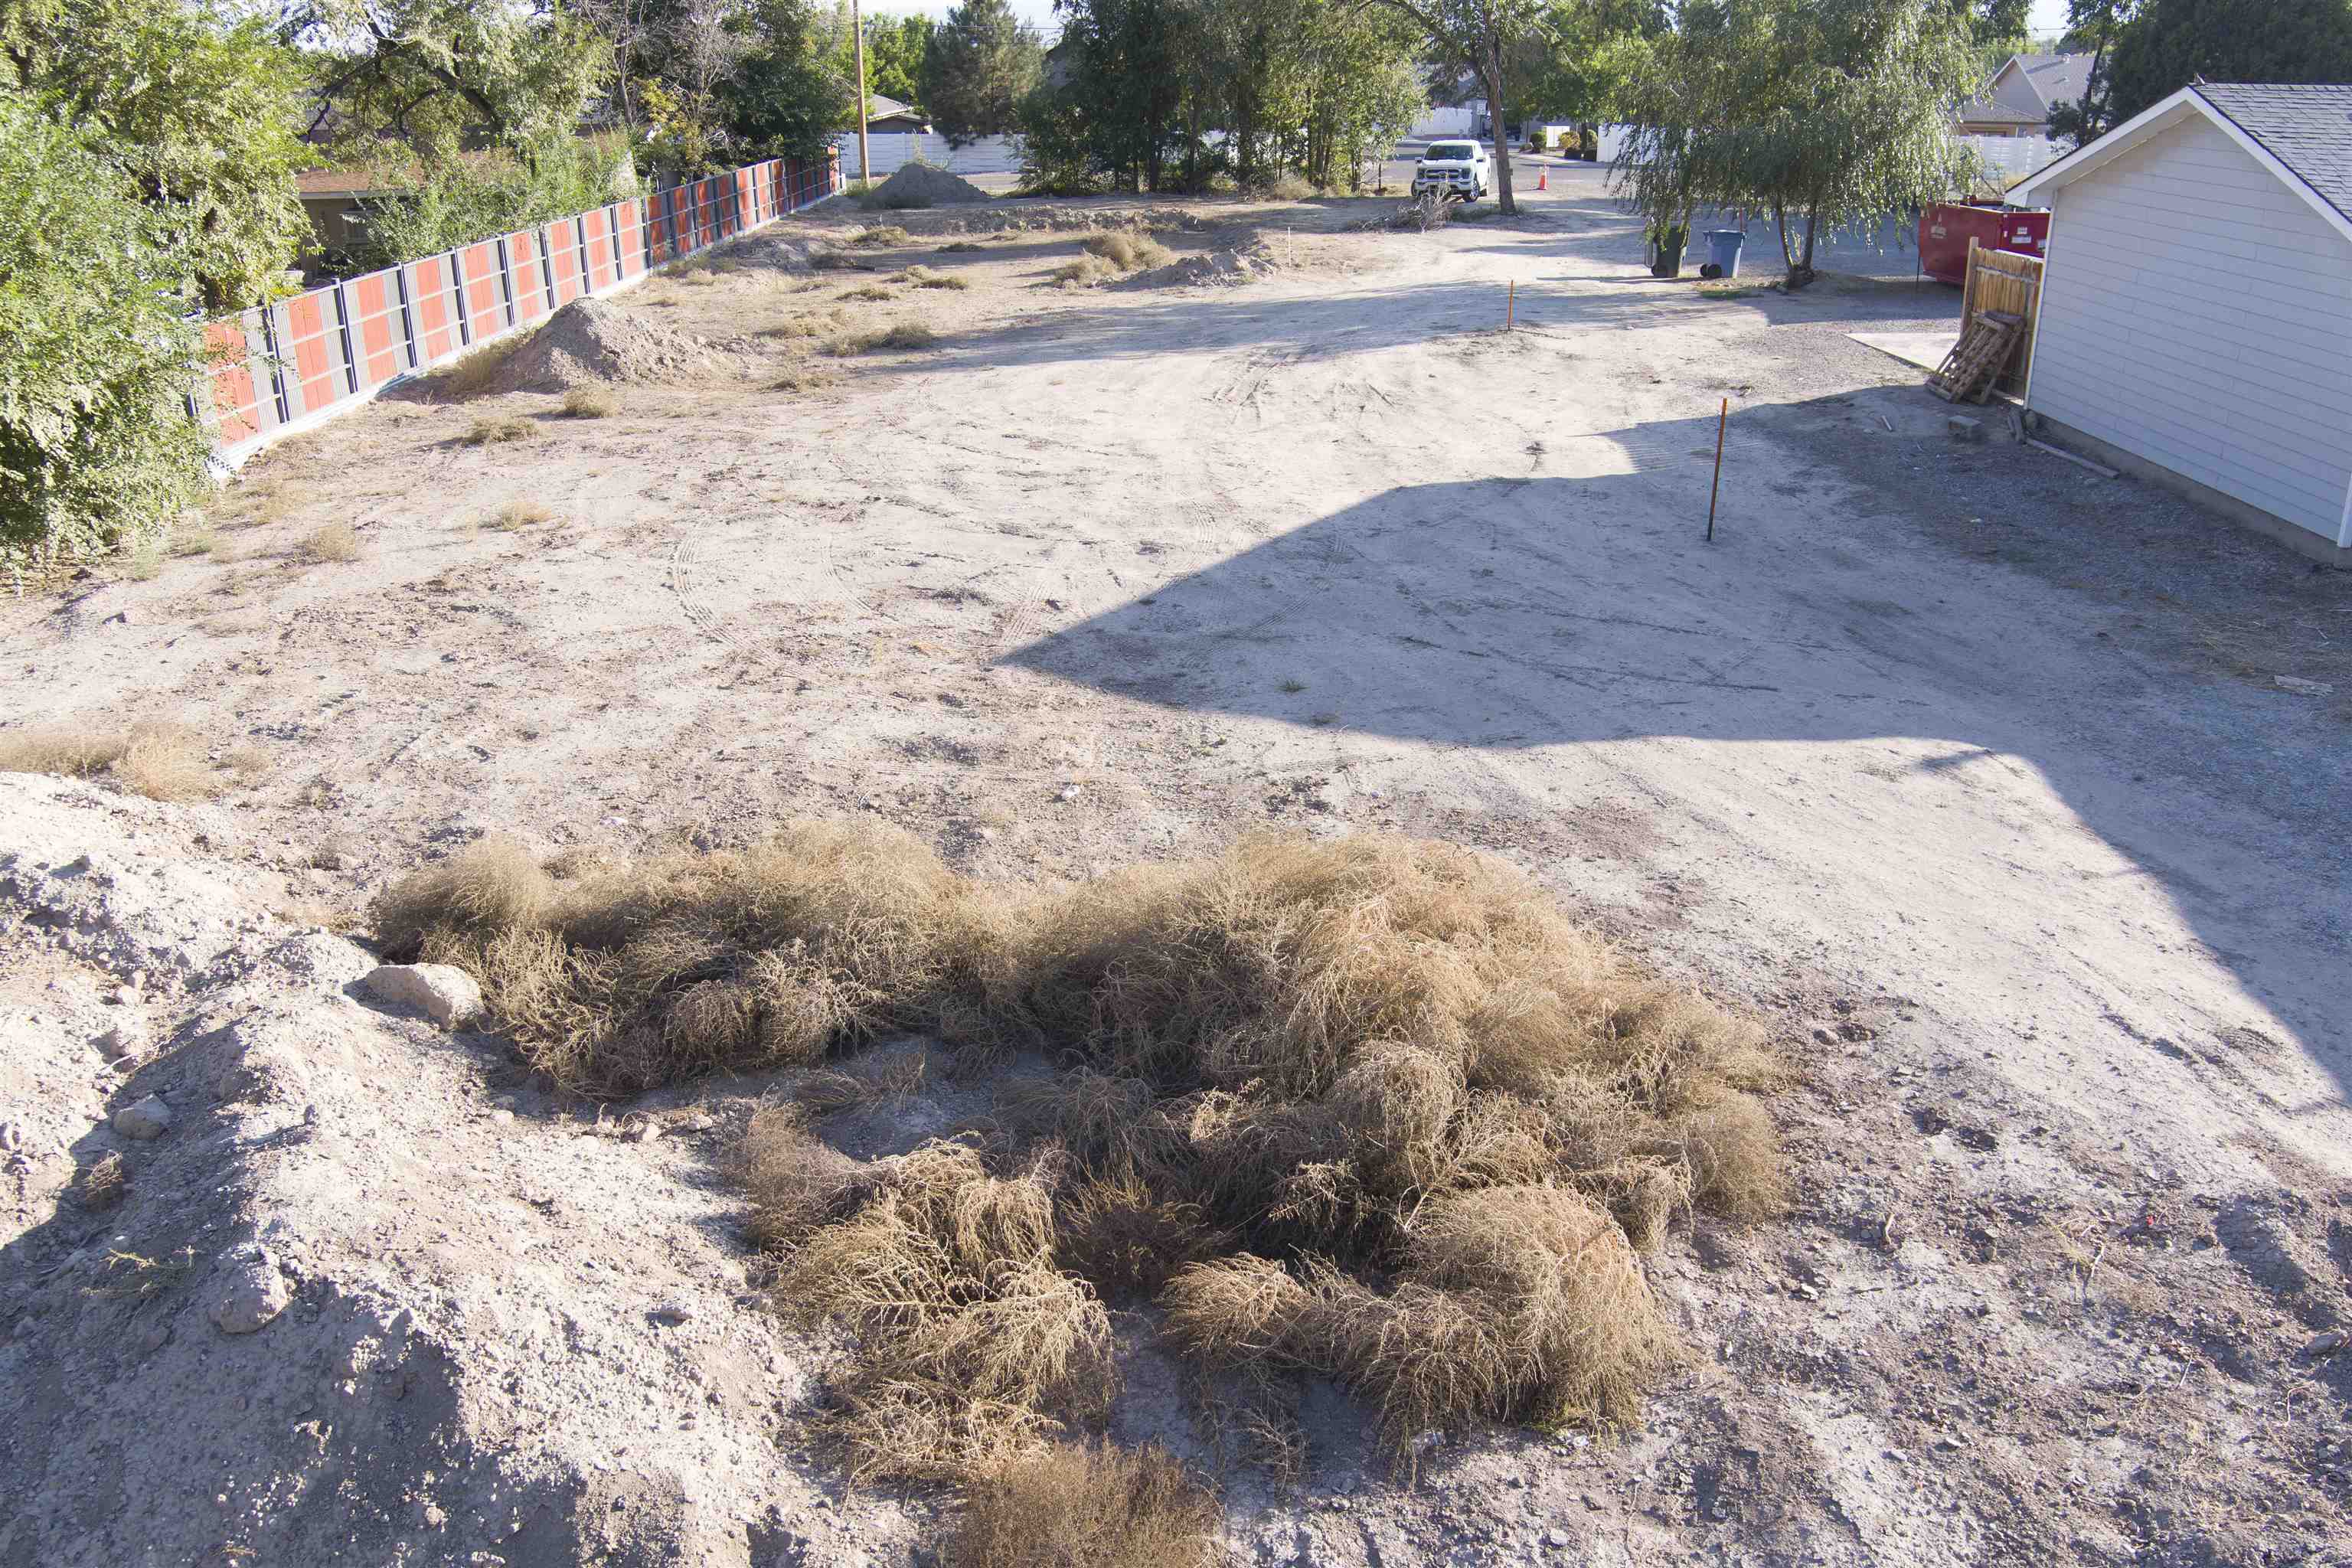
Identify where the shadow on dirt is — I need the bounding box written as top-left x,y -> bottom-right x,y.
1001,409 -> 2352,1106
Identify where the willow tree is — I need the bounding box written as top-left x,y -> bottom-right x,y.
1617,0 -> 1979,287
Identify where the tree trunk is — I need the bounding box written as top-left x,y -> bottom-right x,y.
1789,203 -> 1820,289
1483,52 -> 1514,215
1774,201 -> 1794,270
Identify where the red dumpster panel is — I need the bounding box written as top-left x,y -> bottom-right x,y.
1919,203 -> 2048,286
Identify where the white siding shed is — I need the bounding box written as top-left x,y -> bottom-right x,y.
2014,84 -> 2352,564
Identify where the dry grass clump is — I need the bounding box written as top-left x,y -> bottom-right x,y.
0,720 -> 229,801
1051,255 -> 1121,289
839,283 -> 899,302
436,337 -> 521,399
772,1139 -> 1115,1482
77,1152 -> 129,1211
771,364 -> 841,394
489,499 -> 554,531
560,386 -> 620,418
938,240 -> 988,253
897,266 -> 972,291
825,322 -> 939,355
0,728 -> 129,778
298,522 -> 363,563
1081,230 -> 1176,272
461,414 -> 536,446
374,820 -> 1019,1095
848,224 -> 913,247
381,827 -> 1784,1478
950,1442 -> 1222,1568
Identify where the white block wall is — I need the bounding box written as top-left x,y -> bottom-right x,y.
2027,114 -> 2352,546
835,133 -> 1024,180
1958,134 -> 2063,188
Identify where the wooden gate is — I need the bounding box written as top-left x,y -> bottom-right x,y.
1961,237 -> 2044,397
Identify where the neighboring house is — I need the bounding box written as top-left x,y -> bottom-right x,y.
1957,52 -> 2092,136
856,94 -> 931,133
2011,83 -> 2352,566
296,168 -> 384,257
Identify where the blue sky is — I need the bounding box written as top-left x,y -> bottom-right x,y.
860,0 -> 2077,51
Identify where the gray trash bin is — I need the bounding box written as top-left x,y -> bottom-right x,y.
1704,229 -> 1746,277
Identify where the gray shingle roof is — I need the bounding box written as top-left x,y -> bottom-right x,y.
2020,54 -> 2095,112
2195,83 -> 2352,227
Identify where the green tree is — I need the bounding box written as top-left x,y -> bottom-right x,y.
863,11 -> 935,103
290,0 -> 614,162
2105,0 -> 2352,122
722,0 -> 854,161
0,96 -> 210,569
922,0 -> 1044,145
2,0 -> 309,312
1617,0 -> 1980,287
2045,0 -> 2135,145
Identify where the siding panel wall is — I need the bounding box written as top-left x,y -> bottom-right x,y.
2027,116 -> 2352,544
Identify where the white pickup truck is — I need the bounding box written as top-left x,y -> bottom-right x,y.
1411,139 -> 1491,201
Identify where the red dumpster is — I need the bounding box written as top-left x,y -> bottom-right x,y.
1918,202 -> 2049,286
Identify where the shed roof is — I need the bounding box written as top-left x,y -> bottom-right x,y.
2014,83 -> 2352,249
2194,83 -> 2352,228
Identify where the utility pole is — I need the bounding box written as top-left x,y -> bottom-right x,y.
851,0 -> 871,187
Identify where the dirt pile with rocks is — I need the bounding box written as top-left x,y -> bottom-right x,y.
494,299 -> 730,392
865,162 -> 991,207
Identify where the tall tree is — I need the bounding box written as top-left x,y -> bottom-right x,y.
922,0 -> 1044,143
2044,0 -> 2134,145
2,0 -> 309,311
2105,0 -> 2352,122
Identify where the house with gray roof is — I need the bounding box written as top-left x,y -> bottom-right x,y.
2011,83 -> 2352,565
1958,53 -> 2095,137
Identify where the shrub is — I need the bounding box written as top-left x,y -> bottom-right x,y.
436,338 -> 521,400
848,224 -> 913,247
0,720 -> 224,801
938,240 -> 988,253
560,386 -> 619,418
839,284 -> 899,302
950,1443 -> 1222,1568
0,99 -> 209,570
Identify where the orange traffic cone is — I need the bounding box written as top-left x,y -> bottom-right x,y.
1537,166 -> 1548,191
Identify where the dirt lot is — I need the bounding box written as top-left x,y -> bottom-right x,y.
5,165 -> 2350,1566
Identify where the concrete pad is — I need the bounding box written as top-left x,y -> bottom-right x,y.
1848,329 -> 1958,373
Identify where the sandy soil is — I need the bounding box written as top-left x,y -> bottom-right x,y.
5,165 -> 2350,1566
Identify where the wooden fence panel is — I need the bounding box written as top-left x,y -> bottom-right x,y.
1962,238 -> 2045,397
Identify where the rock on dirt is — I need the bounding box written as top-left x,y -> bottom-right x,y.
112,1094 -> 172,1140
865,162 -> 991,207
361,962 -> 482,1028
208,1246 -> 292,1334
492,298 -> 727,392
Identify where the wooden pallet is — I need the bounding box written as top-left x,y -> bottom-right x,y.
1928,310 -> 2022,404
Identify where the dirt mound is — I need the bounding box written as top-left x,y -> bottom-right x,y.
716,230 -> 826,273
867,162 -> 991,207
1122,241 -> 1279,289
493,298 -> 727,392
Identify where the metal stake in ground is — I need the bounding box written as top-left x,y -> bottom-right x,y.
1706,397 -> 1728,541
1507,279 -> 1516,331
